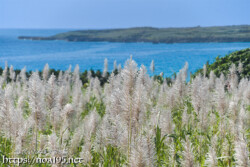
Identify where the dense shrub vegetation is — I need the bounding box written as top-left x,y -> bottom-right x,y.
0,67 -> 111,87
0,56 -> 249,166
194,48 -> 250,79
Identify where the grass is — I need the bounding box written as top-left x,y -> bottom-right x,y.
0,49 -> 249,166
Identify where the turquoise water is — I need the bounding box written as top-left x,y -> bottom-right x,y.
0,29 -> 250,76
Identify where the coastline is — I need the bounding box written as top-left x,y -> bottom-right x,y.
18,25 -> 250,44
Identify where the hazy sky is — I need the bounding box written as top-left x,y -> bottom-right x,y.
1,0 -> 250,29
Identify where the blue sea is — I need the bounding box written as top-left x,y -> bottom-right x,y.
0,29 -> 250,76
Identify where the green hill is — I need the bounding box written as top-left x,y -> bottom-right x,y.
19,25 -> 250,43
194,48 -> 250,78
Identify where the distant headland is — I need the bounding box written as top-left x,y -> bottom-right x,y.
18,25 -> 250,44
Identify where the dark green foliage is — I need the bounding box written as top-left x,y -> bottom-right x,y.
89,70 -> 110,86
154,75 -> 164,84
23,101 -> 31,118
0,67 -> 110,87
95,101 -> 106,118
155,126 -> 167,166
194,48 -> 250,79
41,124 -> 53,135
87,145 -> 126,167
0,66 -> 172,88
19,25 -> 250,44
81,97 -> 106,119
150,74 -> 173,85
0,136 -> 12,164
100,145 -> 126,166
